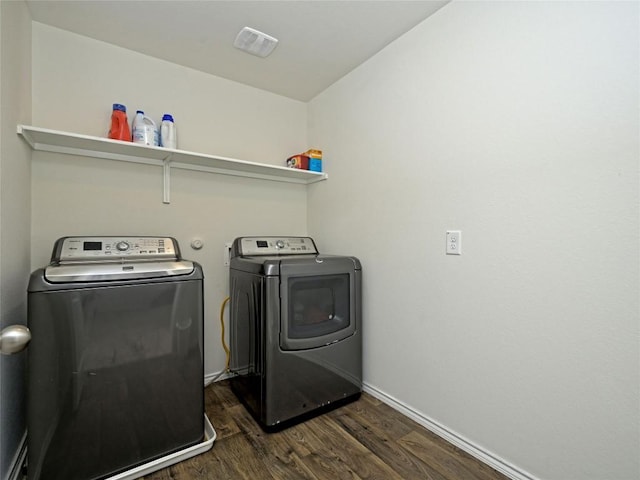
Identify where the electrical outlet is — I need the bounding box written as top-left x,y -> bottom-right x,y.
223,242 -> 232,266
446,231 -> 461,255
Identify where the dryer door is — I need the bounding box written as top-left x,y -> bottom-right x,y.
279,256 -> 358,351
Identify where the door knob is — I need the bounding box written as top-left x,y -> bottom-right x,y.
0,325 -> 31,354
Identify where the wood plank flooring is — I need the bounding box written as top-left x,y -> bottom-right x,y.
142,380 -> 510,480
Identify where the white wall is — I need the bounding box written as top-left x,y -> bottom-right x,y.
308,2 -> 639,480
31,23 -> 309,377
0,1 -> 32,478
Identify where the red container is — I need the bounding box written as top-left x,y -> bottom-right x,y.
108,103 -> 132,141
286,154 -> 309,169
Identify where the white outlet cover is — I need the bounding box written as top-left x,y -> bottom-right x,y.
446,230 -> 461,255
223,242 -> 232,266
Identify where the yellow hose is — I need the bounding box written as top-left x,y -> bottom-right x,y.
219,296 -> 231,371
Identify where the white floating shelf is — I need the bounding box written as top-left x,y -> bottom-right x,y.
17,125 -> 327,203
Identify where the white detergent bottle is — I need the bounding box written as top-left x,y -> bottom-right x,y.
160,114 -> 177,149
132,110 -> 159,146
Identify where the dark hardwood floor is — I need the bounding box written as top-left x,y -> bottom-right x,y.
143,380 -> 510,480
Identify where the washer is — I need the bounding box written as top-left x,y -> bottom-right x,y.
27,236 -> 205,480
229,236 -> 362,430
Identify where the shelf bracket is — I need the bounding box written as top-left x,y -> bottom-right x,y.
162,155 -> 173,204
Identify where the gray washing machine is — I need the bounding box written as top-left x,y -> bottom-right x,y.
229,236 -> 362,430
27,236 -> 204,480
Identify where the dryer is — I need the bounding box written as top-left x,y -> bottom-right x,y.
229,236 -> 362,430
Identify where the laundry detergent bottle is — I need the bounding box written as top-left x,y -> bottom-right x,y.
132,110 -> 159,146
108,103 -> 132,141
160,114 -> 177,149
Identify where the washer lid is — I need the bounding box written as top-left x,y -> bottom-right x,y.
44,260 -> 195,283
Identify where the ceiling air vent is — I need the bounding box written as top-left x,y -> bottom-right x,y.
233,26 -> 279,58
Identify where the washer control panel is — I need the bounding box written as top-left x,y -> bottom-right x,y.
237,237 -> 318,256
54,236 -> 178,262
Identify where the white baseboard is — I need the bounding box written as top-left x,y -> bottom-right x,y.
362,382 -> 537,480
204,370 -> 234,387
6,431 -> 27,480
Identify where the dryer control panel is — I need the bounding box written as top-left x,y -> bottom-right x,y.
53,236 -> 179,262
236,237 -> 318,256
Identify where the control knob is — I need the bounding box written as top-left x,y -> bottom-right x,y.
276,240 -> 285,249
115,241 -> 130,252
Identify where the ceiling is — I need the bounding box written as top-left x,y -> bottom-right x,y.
25,0 -> 450,102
